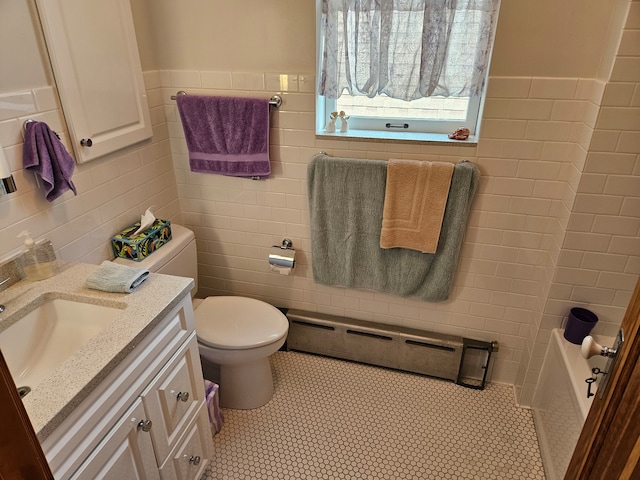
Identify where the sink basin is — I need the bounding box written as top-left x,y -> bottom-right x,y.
0,298 -> 123,393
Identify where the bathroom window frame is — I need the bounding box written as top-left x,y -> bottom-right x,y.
314,0 -> 499,144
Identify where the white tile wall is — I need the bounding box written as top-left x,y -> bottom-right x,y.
0,72 -> 181,264
161,64 -> 637,400
2,12 -> 637,408
519,2 -> 640,406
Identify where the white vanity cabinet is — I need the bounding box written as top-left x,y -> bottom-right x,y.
42,294 -> 214,480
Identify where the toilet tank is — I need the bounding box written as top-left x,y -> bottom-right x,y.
113,223 -> 198,295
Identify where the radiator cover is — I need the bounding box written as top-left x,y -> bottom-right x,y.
286,310 -> 464,382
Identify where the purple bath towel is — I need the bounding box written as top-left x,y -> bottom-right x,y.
176,95 -> 271,177
23,121 -> 77,202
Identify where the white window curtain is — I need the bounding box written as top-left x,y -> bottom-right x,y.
319,0 -> 501,101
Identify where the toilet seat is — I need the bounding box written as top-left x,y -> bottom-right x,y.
194,296 -> 288,350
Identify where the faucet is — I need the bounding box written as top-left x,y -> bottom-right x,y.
0,276 -> 10,313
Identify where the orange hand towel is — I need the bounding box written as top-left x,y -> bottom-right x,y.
380,159 -> 454,254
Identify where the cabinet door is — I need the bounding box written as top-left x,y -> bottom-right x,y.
142,337 -> 206,463
35,0 -> 152,163
70,399 -> 160,480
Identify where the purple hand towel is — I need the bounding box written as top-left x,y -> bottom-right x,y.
176,95 -> 271,177
23,121 -> 77,201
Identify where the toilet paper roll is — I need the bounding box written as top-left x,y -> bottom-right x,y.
270,264 -> 292,275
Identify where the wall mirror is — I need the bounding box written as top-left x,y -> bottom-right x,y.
0,2 -> 53,120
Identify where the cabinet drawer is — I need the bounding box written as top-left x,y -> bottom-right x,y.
70,399 -> 159,480
142,335 -> 205,463
159,406 -> 211,480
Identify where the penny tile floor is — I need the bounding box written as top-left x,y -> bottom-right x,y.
200,351 -> 546,479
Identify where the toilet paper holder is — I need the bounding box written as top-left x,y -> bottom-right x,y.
269,238 -> 295,269
280,238 -> 293,249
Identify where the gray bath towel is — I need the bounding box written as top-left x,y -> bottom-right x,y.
308,154 -> 479,302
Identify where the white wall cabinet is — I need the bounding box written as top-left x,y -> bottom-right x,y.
35,0 -> 152,163
42,295 -> 214,480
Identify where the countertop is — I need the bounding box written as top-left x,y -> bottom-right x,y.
0,262 -> 194,440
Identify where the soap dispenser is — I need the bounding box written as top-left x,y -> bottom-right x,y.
17,231 -> 57,281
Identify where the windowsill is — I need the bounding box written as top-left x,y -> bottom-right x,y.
315,129 -> 478,146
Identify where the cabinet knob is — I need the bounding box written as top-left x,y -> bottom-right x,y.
188,455 -> 201,466
176,391 -> 190,402
80,138 -> 93,147
137,419 -> 152,432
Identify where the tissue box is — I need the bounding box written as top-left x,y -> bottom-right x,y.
111,219 -> 172,262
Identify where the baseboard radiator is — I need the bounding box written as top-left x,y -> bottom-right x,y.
285,310 -> 498,390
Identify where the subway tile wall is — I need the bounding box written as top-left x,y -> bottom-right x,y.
161,65 -> 637,401
0,78 -> 180,264
519,2 -> 640,405
1,59 -> 636,406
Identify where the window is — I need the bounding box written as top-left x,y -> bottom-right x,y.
316,0 -> 501,141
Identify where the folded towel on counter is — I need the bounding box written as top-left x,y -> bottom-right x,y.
23,121 -> 77,201
380,159 -> 454,253
86,261 -> 149,294
176,95 -> 271,178
308,154 -> 479,302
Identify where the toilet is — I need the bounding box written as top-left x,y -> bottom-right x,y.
113,224 -> 289,409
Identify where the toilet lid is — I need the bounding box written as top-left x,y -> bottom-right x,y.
194,296 -> 289,350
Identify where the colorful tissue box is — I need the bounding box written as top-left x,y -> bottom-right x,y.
111,219 -> 172,262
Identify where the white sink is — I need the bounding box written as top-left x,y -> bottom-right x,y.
0,298 -> 123,393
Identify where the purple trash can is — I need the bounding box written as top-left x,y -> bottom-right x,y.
563,307 -> 598,345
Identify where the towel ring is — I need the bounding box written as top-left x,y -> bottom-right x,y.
23,119 -> 62,140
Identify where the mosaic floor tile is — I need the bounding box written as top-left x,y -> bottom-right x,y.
200,352 -> 545,479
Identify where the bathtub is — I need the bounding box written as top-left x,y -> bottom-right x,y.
532,328 -> 612,480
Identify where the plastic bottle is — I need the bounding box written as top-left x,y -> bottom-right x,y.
17,231 -> 57,281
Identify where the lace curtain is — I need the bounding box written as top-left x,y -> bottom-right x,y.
319,0 -> 501,101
